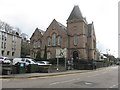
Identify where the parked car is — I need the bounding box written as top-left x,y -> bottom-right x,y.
13,58 -> 37,65
0,56 -> 4,63
36,61 -> 52,66
0,56 -> 11,64
5,58 -> 13,62
116,60 -> 120,65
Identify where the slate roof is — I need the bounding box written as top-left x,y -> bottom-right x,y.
68,5 -> 83,20
57,22 -> 67,30
57,21 -> 67,34
37,28 -> 45,35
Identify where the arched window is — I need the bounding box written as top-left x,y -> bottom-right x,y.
47,37 -> 51,46
47,52 -> 51,59
52,33 -> 56,46
57,36 -> 61,46
33,40 -> 36,48
38,40 -> 40,47
74,35 -> 78,46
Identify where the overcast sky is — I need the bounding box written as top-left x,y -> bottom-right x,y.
0,0 -> 119,57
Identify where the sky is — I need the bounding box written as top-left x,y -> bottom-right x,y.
0,0 -> 119,57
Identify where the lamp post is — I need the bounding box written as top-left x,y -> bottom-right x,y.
57,58 -> 59,70
106,49 -> 110,61
65,56 -> 67,70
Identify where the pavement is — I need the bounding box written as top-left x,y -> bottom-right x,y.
0,70 -> 92,79
1,66 -> 114,79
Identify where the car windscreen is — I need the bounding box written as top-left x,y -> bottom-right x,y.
22,58 -> 25,61
26,59 -> 36,64
26,60 -> 31,63
0,57 -> 3,59
13,58 -> 22,61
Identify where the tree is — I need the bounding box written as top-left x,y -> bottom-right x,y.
0,20 -> 13,33
21,41 -> 30,58
21,33 -> 29,40
104,54 -> 116,62
35,50 -> 42,61
0,20 -> 5,30
43,45 -> 47,60
0,20 -> 22,36
15,27 -> 21,35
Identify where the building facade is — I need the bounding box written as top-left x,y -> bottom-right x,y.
0,30 -> 21,58
30,6 -> 97,61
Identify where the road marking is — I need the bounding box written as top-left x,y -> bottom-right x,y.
85,82 -> 92,85
109,83 -> 119,88
50,79 -> 76,85
0,71 -> 105,80
87,74 -> 99,77
49,71 -> 109,86
49,66 -> 118,86
1,66 -> 118,80
50,82 -> 60,85
0,72 -> 87,80
60,79 -> 76,83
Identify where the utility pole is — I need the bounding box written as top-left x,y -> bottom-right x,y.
65,57 -> 67,70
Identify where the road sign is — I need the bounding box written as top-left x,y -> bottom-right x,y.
56,48 -> 67,58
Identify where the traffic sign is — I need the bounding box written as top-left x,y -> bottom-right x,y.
56,48 -> 67,58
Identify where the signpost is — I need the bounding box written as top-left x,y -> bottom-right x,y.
56,48 -> 67,70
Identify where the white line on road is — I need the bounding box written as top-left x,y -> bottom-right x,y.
109,83 -> 119,88
49,72 -> 104,86
49,66 -> 118,86
60,79 -> 76,83
50,79 -> 76,85
87,71 -> 108,78
87,74 -> 100,77
49,82 -> 60,85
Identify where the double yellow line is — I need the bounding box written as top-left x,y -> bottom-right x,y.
0,66 -> 109,80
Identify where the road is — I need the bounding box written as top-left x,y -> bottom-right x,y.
1,66 -> 119,88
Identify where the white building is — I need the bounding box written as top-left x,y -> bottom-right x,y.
0,30 -> 21,58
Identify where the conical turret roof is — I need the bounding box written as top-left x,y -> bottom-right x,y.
68,5 -> 83,20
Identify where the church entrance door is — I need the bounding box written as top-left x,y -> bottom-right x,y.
73,51 -> 79,60
73,51 -> 79,69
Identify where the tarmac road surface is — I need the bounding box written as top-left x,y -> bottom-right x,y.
1,66 -> 119,88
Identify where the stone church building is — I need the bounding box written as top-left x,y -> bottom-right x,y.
30,5 -> 97,61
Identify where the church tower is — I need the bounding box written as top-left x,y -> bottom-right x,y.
67,5 -> 88,60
